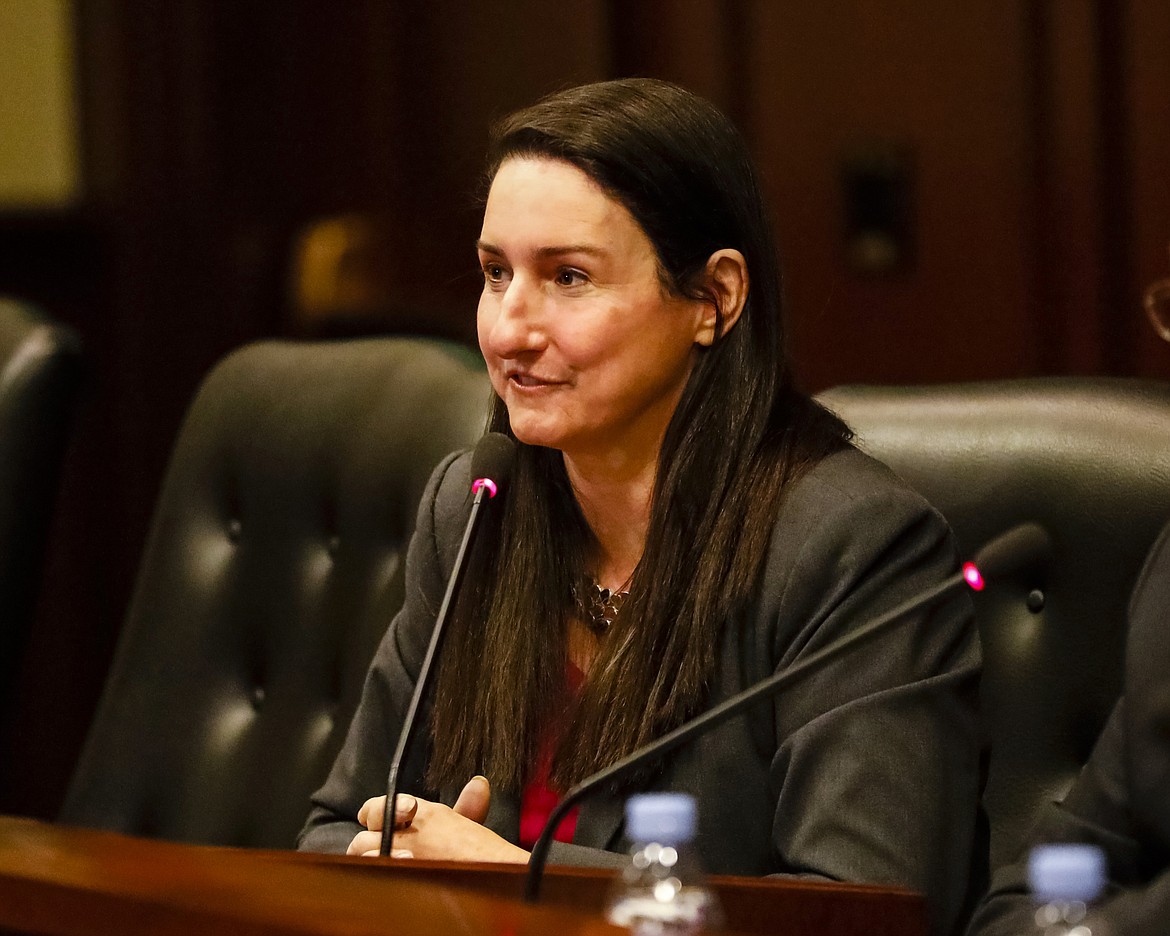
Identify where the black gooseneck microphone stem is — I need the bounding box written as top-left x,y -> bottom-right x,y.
380,483 -> 492,855
522,569 -> 966,901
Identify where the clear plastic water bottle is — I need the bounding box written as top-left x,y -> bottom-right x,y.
604,793 -> 721,935
1028,843 -> 1106,935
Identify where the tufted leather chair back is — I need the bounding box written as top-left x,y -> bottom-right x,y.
61,337 -> 490,847
0,299 -> 82,719
817,378 -> 1170,870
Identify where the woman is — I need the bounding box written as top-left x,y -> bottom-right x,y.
299,78 -> 983,936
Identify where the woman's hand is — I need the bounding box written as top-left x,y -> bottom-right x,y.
345,791 -> 418,859
345,776 -> 530,864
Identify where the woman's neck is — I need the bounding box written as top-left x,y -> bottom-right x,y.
563,447 -> 656,589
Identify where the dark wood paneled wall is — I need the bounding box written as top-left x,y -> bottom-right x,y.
1,0 -> 1167,820
1130,0 -> 1170,375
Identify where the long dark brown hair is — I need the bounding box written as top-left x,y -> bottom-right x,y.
428,78 -> 850,794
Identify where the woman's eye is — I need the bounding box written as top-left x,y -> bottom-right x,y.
555,268 -> 587,287
483,263 -> 506,283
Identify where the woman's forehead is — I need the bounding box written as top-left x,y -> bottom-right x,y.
480,158 -> 650,258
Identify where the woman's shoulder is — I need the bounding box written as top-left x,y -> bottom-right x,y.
422,448 -> 478,564
760,445 -> 956,596
752,445 -> 965,658
780,444 -> 942,527
430,446 -> 475,512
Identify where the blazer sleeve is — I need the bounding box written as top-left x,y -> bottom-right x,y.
753,451 -> 983,936
297,450 -> 466,854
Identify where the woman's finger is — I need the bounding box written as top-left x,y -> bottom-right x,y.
356,795 -> 385,829
357,793 -> 416,831
346,829 -> 382,856
452,775 -> 491,824
395,793 -> 418,827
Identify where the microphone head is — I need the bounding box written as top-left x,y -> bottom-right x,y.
470,432 -> 516,497
971,522 -> 1053,581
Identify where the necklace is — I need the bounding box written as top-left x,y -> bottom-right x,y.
572,577 -> 631,634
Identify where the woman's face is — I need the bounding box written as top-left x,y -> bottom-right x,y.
477,157 -> 708,465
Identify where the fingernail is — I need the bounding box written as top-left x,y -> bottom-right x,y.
391,849 -> 414,859
397,793 -> 416,811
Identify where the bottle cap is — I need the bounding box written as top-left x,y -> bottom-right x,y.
1027,844 -> 1106,902
626,793 -> 696,844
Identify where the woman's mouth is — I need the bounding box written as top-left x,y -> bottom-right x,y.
508,372 -> 562,389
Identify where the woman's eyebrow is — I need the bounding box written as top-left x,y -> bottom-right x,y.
475,239 -> 610,261
533,244 -> 609,260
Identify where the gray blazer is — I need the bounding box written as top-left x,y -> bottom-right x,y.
300,445 -> 984,936
968,522 -> 1170,936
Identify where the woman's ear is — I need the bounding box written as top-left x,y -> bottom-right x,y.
694,249 -> 749,346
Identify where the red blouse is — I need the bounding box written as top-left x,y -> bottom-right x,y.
518,661 -> 584,850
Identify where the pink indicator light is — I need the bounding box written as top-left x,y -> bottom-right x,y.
472,477 -> 498,498
962,562 -> 984,591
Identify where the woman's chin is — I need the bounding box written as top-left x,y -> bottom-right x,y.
506,413 -> 590,454
508,424 -> 566,451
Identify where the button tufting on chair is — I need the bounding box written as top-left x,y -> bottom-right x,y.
818,377 -> 1170,872
61,336 -> 489,848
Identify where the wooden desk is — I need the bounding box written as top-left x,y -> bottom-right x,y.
0,817 -> 926,935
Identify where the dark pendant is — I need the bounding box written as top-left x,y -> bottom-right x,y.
573,580 -> 629,634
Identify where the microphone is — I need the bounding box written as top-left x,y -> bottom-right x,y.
523,522 -> 1052,899
379,432 -> 515,855
964,522 -> 1050,586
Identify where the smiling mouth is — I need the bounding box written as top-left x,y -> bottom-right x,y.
509,373 -> 562,388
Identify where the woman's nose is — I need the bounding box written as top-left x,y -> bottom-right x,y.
484,278 -> 545,356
